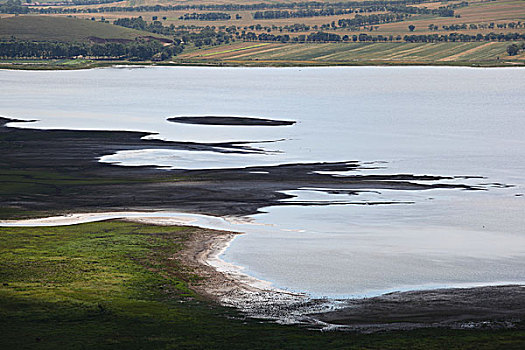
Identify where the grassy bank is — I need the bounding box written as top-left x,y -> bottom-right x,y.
1,221 -> 524,349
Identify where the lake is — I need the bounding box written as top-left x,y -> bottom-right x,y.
1,66 -> 524,298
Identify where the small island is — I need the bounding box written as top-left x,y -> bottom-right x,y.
167,116 -> 296,126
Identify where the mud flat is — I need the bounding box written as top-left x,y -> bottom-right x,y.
313,285 -> 525,332
0,116 -> 480,218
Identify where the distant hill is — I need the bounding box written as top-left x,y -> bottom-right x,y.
0,15 -> 170,42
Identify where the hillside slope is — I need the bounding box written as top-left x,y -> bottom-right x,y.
0,15 -> 169,42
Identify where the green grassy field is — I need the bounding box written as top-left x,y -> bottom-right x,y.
0,15 -> 168,42
1,221 -> 525,349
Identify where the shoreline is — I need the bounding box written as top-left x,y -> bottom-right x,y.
180,225 -> 339,326
177,223 -> 525,331
1,59 -> 524,71
3,213 -> 524,331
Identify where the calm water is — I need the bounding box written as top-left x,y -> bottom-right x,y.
1,66 -> 525,297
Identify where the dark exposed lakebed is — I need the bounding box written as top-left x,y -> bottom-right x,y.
168,116 -> 296,126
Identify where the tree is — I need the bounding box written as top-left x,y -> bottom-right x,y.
507,44 -> 519,56
408,25 -> 415,32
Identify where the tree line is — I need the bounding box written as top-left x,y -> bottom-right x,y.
438,21 -> 524,31
337,13 -> 409,28
252,5 -> 459,21
253,8 -> 355,19
2,0 -> 460,14
178,13 -> 232,21
28,0 -> 119,6
240,31 -> 525,43
384,4 -> 457,16
404,32 -> 525,43
0,39 -> 182,60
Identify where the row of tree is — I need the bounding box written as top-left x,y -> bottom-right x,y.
384,4 -> 457,16
0,39 -> 182,60
2,0 -> 459,14
253,8 -> 355,19
439,22 -> 524,31
178,12 -> 232,21
282,23 -> 311,32
251,4 -> 457,21
404,32 -> 525,42
240,31 -> 525,43
337,13 -> 409,28
31,0 -> 118,6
